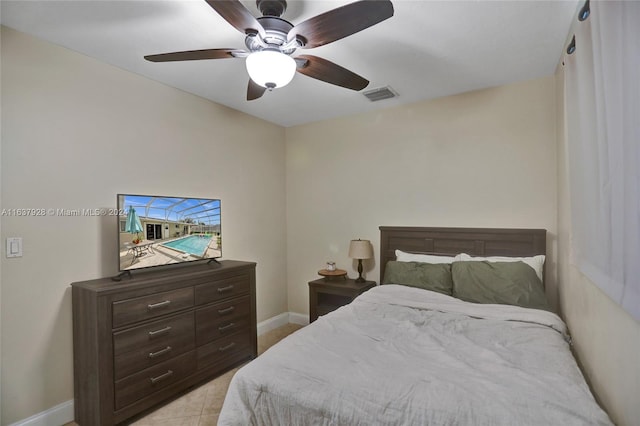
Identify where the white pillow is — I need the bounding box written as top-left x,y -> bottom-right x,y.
457,253 -> 545,282
395,249 -> 457,264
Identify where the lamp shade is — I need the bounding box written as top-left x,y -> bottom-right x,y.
348,239 -> 373,260
245,50 -> 296,89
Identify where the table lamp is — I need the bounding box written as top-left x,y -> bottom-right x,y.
348,239 -> 373,283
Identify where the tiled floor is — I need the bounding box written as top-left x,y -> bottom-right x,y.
65,323 -> 303,426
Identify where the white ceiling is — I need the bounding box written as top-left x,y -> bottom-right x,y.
1,0 -> 578,127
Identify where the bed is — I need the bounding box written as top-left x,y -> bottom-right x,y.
218,227 -> 613,425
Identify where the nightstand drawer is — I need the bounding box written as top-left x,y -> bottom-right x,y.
114,350 -> 197,410
195,274 -> 250,305
197,330 -> 252,369
113,312 -> 195,380
112,287 -> 194,328
309,278 -> 376,323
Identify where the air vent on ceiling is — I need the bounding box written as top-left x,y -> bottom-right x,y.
362,86 -> 398,102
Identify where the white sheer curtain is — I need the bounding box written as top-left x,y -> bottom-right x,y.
564,1 -> 640,321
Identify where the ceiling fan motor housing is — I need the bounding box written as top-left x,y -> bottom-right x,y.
256,0 -> 287,17
245,16 -> 297,54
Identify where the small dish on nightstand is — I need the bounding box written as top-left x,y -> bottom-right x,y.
317,269 -> 347,281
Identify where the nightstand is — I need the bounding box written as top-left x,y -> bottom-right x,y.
308,278 -> 376,323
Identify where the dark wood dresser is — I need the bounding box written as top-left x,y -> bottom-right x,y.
71,260 -> 256,425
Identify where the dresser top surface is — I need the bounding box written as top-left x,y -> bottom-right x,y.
71,260 -> 256,294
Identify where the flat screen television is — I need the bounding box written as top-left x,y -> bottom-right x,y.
117,194 -> 221,272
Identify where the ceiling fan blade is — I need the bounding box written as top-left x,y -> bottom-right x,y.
145,48 -> 245,62
296,55 -> 369,91
287,0 -> 393,49
247,79 -> 267,101
205,0 -> 266,39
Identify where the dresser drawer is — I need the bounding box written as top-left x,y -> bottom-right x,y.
114,351 -> 196,410
113,312 -> 195,380
195,296 -> 251,345
112,287 -> 194,328
197,330 -> 252,370
195,274 -> 250,305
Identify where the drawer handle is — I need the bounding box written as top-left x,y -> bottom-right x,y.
218,322 -> 236,332
148,326 -> 172,337
218,306 -> 235,315
150,370 -> 173,385
148,346 -> 172,359
218,342 -> 236,352
217,285 -> 234,293
147,300 -> 171,311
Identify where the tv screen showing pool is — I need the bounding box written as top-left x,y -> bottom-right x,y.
117,194 -> 221,271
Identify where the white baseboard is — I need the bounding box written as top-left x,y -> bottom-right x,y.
256,311 -> 309,335
8,399 -> 74,426
13,313 -> 307,426
257,312 -> 290,335
288,312 -> 309,326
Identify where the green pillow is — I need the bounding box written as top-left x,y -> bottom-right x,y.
452,261 -> 551,311
382,261 -> 453,295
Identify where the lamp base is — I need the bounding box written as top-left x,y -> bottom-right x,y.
355,259 -> 365,283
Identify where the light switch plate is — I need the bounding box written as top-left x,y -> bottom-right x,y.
6,237 -> 23,258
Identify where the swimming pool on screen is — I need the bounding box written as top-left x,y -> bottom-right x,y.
161,235 -> 212,257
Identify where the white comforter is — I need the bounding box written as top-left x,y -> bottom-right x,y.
218,285 -> 612,426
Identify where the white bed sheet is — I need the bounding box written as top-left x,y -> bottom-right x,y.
218,284 -> 612,425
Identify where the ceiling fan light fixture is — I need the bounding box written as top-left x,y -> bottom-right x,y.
246,50 -> 296,89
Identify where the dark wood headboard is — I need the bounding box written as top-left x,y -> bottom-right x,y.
379,226 -> 546,283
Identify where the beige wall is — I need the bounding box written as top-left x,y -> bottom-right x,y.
555,64 -> 640,426
285,76 -> 558,315
0,27 -> 287,424
0,24 -> 3,425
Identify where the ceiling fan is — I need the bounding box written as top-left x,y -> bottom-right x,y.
144,0 -> 394,100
